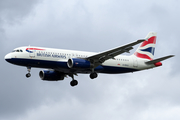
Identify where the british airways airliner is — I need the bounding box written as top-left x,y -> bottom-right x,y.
5,32 -> 174,86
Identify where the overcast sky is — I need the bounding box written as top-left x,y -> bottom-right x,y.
0,0 -> 179,120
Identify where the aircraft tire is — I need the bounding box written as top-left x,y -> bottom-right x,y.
70,80 -> 78,87
26,73 -> 31,78
90,72 -> 98,79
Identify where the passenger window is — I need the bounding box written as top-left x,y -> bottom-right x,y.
20,50 -> 23,52
17,50 -> 19,52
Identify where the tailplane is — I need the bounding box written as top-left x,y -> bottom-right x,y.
134,32 -> 157,60
145,55 -> 174,67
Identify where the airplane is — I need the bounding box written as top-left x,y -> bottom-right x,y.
5,32 -> 174,87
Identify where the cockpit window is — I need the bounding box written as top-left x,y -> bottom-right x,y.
12,49 -> 23,52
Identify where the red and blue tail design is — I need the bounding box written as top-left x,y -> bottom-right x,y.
134,32 -> 157,60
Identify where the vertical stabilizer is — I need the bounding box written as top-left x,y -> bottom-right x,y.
134,32 -> 157,60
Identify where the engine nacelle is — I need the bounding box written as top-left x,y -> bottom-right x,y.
39,70 -> 65,81
67,58 -> 92,69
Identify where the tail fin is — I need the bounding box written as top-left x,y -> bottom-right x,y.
134,32 -> 157,60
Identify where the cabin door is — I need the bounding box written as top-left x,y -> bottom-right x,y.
29,47 -> 35,57
133,57 -> 138,67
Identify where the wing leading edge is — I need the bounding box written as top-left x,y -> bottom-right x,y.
87,39 -> 145,68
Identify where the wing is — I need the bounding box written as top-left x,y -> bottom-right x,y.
87,39 -> 145,68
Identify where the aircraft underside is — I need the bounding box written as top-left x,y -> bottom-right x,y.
7,58 -> 138,74
6,57 -> 140,87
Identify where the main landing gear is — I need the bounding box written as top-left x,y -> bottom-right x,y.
69,74 -> 78,87
26,66 -> 31,78
69,71 -> 98,87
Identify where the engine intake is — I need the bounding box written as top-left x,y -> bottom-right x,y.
67,58 -> 93,69
39,70 -> 65,81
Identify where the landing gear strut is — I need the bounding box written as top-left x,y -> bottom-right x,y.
26,66 -> 31,78
69,74 -> 78,87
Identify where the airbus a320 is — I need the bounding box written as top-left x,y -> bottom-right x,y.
5,32 -> 174,87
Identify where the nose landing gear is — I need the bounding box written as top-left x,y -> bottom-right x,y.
26,66 -> 31,78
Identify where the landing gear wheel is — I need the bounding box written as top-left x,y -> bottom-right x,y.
26,66 -> 31,78
90,72 -> 98,79
26,73 -> 31,78
70,80 -> 78,87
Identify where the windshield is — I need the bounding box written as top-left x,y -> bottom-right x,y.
12,49 -> 23,52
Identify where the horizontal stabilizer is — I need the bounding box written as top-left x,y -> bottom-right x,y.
145,55 -> 174,65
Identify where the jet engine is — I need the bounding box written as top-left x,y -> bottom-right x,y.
39,70 -> 65,81
67,58 -> 93,69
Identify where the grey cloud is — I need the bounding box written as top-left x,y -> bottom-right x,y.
0,0 -> 43,119
0,0 -> 41,24
0,0 -> 41,50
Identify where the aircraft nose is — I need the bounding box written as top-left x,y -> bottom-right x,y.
5,53 -> 12,62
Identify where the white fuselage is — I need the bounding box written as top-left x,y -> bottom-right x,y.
5,46 -> 154,74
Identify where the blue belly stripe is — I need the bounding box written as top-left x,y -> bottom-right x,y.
6,58 -> 139,74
